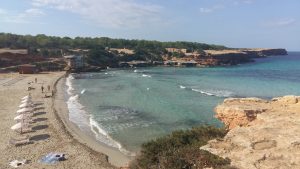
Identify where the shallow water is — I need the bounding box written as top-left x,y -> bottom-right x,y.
66,52 -> 300,153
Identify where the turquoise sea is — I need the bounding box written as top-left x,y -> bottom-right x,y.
65,52 -> 300,155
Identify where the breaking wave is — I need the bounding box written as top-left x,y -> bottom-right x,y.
191,89 -> 233,97
66,74 -> 75,95
179,85 -> 186,89
65,74 -> 134,156
89,117 -> 135,156
142,74 -> 152,78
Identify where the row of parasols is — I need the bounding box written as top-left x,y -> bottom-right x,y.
11,94 -> 35,134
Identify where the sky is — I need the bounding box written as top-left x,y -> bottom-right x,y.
0,0 -> 299,50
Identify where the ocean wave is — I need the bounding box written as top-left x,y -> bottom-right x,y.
80,89 -> 86,94
191,89 -> 233,97
66,75 -> 75,95
179,85 -> 186,89
142,74 -> 151,78
65,76 -> 135,156
67,94 -> 90,130
89,117 -> 135,156
134,69 -> 146,73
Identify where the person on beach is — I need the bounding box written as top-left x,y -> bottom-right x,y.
35,78 -> 37,83
41,85 -> 44,93
47,85 -> 50,92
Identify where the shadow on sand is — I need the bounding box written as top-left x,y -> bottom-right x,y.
34,117 -> 48,122
30,134 -> 50,141
32,125 -> 48,131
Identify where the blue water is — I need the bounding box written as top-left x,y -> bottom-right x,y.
65,52 -> 300,154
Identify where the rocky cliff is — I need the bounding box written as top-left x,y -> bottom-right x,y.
200,48 -> 288,66
201,95 -> 300,169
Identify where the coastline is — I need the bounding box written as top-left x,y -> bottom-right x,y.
53,74 -> 133,167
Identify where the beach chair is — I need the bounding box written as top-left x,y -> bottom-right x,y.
15,126 -> 33,134
15,118 -> 34,124
9,135 -> 32,146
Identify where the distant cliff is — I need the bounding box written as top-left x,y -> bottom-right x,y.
201,95 -> 300,169
198,48 -> 288,66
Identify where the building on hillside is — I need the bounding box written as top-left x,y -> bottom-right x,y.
110,48 -> 134,55
19,64 -> 37,74
64,55 -> 84,69
165,48 -> 187,54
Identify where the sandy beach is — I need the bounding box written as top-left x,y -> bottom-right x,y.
0,72 -> 118,169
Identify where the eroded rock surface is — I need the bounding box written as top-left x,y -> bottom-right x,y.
201,95 -> 300,169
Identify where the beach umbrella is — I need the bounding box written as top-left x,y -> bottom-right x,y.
11,123 -> 22,130
21,98 -> 32,103
17,107 -> 33,114
21,100 -> 33,105
14,114 -> 31,121
22,95 -> 31,100
19,102 -> 33,108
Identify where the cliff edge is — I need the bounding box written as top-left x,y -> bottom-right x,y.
201,95 -> 300,169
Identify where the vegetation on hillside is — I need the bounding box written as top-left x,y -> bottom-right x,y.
0,33 -> 228,67
130,126 -> 234,169
0,33 -> 226,54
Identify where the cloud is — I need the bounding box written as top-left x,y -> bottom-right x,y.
30,0 -> 163,28
199,0 -> 253,14
263,18 -> 296,27
232,0 -> 254,5
24,8 -> 45,17
0,8 -> 45,23
200,5 -> 224,13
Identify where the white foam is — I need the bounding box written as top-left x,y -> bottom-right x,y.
192,89 -> 233,97
89,117 -> 135,156
134,70 -> 138,73
179,85 -> 186,89
142,74 -> 151,78
65,74 -> 135,157
80,89 -> 86,94
66,75 -> 75,95
67,94 -> 90,130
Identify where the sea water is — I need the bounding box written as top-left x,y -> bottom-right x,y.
65,52 -> 300,154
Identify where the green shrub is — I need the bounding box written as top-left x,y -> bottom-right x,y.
130,126 -> 231,169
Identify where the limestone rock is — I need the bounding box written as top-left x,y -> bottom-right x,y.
202,95 -> 300,169
272,95 -> 299,104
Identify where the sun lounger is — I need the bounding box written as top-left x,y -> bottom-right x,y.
15,119 -> 34,124
15,127 -> 33,134
9,136 -> 32,146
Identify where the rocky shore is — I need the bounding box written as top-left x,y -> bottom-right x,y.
200,48 -> 287,66
201,95 -> 300,169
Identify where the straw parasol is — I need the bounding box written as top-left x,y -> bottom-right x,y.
14,114 -> 32,121
17,107 -> 33,114
22,95 -> 31,100
19,102 -> 34,108
21,98 -> 32,103
11,123 -> 22,130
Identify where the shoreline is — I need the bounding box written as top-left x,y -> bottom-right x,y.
53,73 -> 132,167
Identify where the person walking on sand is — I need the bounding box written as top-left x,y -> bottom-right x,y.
41,85 -> 44,93
35,78 -> 37,83
47,85 -> 50,92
